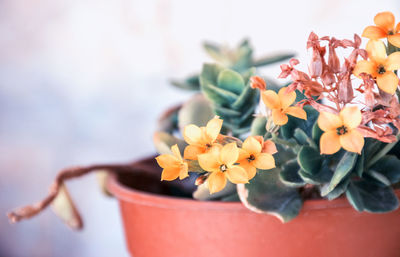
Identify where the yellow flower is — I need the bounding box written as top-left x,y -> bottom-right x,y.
362,11 -> 400,48
262,87 -> 307,126
318,107 -> 364,155
156,144 -> 189,181
198,142 -> 248,194
183,116 -> 223,160
237,136 -> 276,179
354,40 -> 400,94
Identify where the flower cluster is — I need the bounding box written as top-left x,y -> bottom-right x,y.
156,117 -> 276,193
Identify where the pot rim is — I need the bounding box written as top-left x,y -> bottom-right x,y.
106,172 -> 366,212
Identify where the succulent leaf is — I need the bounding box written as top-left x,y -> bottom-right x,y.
297,146 -> 322,174
325,152 -> 357,194
193,181 -> 236,200
153,131 -> 187,155
170,74 -> 200,91
279,160 -> 306,187
217,69 -> 245,94
370,155 -> 400,184
178,94 -> 214,130
250,116 -> 267,136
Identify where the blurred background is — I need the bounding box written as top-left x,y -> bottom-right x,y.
0,0 -> 398,256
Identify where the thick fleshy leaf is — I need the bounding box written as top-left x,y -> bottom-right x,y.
153,132 -> 187,155
170,74 -> 200,91
346,180 -> 399,213
193,181 -> 236,200
371,155 -> 400,184
237,167 -> 302,223
250,116 -> 267,136
297,146 -> 322,174
217,69 -> 245,95
281,106 -> 319,139
311,122 -> 324,146
321,178 -> 350,200
178,95 -> 214,131
279,160 -> 305,187
325,152 -> 357,194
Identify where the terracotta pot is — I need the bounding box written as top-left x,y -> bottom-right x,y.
107,157 -> 400,257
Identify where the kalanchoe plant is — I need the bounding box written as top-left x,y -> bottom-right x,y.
156,11 -> 400,222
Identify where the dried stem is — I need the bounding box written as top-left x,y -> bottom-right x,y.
7,162 -> 141,225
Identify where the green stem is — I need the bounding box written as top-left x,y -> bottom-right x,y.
367,133 -> 400,168
270,133 -> 298,148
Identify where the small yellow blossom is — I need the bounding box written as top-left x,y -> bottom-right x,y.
262,87 -> 307,126
156,144 -> 189,181
318,107 -> 364,155
237,136 -> 276,179
354,40 -> 400,94
183,116 -> 223,160
362,11 -> 400,48
198,142 -> 248,194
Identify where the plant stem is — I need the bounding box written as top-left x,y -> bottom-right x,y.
367,133 -> 400,168
270,133 -> 298,148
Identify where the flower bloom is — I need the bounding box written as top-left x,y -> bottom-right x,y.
262,87 -> 307,125
318,106 -> 364,155
237,136 -> 276,179
362,11 -> 400,48
198,142 -> 248,194
156,144 -> 189,181
183,116 -> 223,160
353,40 -> 400,94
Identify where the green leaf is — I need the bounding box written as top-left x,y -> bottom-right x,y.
238,168 -> 302,223
311,122 -> 323,146
217,69 -> 245,95
178,94 -> 214,130
370,155 -> 400,184
321,178 -> 350,200
294,128 -> 316,148
193,181 -> 236,200
281,106 -> 319,139
325,152 -> 357,194
153,131 -> 187,155
250,116 -> 267,136
297,146 -> 322,174
354,149 -> 365,177
365,170 -> 391,186
170,74 -> 200,91
251,53 -> 295,67
279,160 -> 305,187
346,180 -> 399,213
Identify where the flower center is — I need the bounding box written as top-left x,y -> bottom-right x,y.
205,143 -> 212,148
377,65 -> 386,75
388,30 -> 395,35
247,154 -> 256,162
336,125 -> 348,135
219,164 -> 228,172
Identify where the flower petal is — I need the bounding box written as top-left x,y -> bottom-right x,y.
278,87 -> 296,109
242,136 -> 262,155
238,148 -> 250,161
317,111 -> 342,132
320,131 -> 341,155
206,116 -> 223,142
388,34 -> 400,48
340,106 -> 362,129
377,71 -> 399,94
208,171 -> 227,194
366,40 -> 387,62
183,145 -> 205,160
198,151 -> 220,172
262,140 -> 278,154
285,106 -> 307,120
220,142 -> 239,166
171,144 -> 182,160
362,26 -> 388,39
272,109 -> 289,125
254,153 -> 275,170
226,166 -> 249,184
239,162 -> 257,180
156,154 -> 179,168
183,124 -> 202,145
385,52 -> 400,71
339,129 -> 364,154
179,163 -> 189,180
374,11 -> 395,32
262,90 -> 281,109
353,60 -> 377,77
161,167 -> 180,181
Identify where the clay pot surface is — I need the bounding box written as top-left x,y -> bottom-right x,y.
107,157 -> 400,257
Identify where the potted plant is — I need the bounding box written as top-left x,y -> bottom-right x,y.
8,11 -> 400,257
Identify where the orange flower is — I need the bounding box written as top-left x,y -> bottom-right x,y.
353,40 -> 400,94
318,107 -> 364,155
262,87 -> 307,125
156,144 -> 189,181
237,136 -> 276,179
183,116 -> 223,160
198,142 -> 248,194
362,11 -> 400,48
